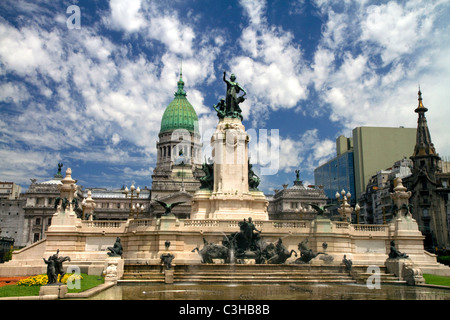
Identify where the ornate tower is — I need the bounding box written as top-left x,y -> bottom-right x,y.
150,71 -> 202,218
406,89 -> 449,249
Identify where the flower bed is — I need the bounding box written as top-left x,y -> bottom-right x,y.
16,274 -> 83,286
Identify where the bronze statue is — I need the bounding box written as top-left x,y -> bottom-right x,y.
213,99 -> 227,119
222,71 -> 246,120
43,249 -> 71,285
388,240 -> 409,259
248,162 -> 261,190
199,162 -> 214,190
154,200 -> 185,216
160,253 -> 175,270
342,255 -> 353,271
43,255 -> 57,284
265,238 -> 297,264
307,203 -> 335,217
107,237 -> 123,257
294,239 -> 323,264
192,238 -> 230,263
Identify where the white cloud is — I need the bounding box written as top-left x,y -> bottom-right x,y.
310,0 -> 450,158
108,0 -> 145,32
231,0 -> 307,126
360,1 -> 434,65
0,82 -> 29,103
0,147 -> 61,186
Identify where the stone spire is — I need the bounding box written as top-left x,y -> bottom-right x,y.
411,89 -> 439,158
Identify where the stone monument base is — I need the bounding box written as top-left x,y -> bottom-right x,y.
385,258 -> 425,285
39,284 -> 68,299
191,190 -> 268,220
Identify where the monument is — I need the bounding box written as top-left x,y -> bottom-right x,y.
190,71 -> 269,220
1,75 -> 449,292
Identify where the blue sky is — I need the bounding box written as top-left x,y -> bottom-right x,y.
1,0 -> 450,195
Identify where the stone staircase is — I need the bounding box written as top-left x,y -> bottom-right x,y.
122,264 -> 357,284
351,265 -> 406,285
122,264 -> 165,283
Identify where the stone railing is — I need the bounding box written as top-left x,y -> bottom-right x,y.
350,224 -> 389,236
78,219 -> 389,237
80,220 -> 127,233
182,219 -> 311,233
128,219 -> 155,228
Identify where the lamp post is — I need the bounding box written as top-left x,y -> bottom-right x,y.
336,189 -> 353,222
355,203 -> 361,224
122,184 -> 142,219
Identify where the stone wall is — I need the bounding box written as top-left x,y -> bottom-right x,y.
1,215 -> 448,277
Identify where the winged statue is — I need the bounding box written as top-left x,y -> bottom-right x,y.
306,203 -> 335,216
154,200 -> 185,216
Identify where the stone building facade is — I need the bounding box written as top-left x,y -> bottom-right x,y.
150,71 -> 203,218
269,172 -> 328,220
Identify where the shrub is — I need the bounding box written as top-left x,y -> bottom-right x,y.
437,256 -> 450,266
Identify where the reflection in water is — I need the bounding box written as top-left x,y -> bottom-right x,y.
88,283 -> 450,300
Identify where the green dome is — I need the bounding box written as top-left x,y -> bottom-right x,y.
160,74 -> 199,134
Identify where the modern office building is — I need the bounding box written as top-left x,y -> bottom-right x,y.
315,126 -> 416,206
314,135 -> 356,204
352,126 -> 417,200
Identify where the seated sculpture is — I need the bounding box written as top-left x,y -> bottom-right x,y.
160,253 -> 175,270
107,237 -> 123,257
342,255 -> 353,271
388,240 -> 409,259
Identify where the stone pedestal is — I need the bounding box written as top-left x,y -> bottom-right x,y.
164,269 -> 174,284
39,284 -> 68,299
385,258 -> 425,285
191,117 -> 269,220
157,214 -> 180,230
48,168 -> 82,232
104,257 -> 124,283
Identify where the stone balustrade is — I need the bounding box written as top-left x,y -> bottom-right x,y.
79,218 -> 390,237
81,220 -> 127,233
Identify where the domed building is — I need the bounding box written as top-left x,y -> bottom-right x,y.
268,171 -> 328,220
150,71 -> 203,218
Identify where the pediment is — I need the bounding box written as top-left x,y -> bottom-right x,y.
154,191 -> 193,204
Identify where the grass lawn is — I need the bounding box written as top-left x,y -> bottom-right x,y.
423,274 -> 450,287
0,274 -> 104,298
